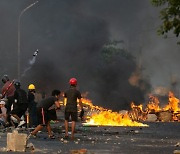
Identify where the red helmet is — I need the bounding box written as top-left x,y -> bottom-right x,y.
69,78 -> 77,85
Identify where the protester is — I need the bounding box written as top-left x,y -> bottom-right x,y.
29,89 -> 61,139
8,81 -> 28,127
64,78 -> 83,140
0,100 -> 7,127
1,75 -> 15,114
27,84 -> 38,127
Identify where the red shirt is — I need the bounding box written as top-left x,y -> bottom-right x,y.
1,81 -> 15,97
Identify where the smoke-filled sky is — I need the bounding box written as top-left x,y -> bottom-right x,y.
0,0 -> 179,110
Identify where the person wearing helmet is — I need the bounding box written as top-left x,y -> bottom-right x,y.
29,89 -> 61,139
1,75 -> 15,114
1,75 -> 9,84
8,81 -> 28,127
27,84 -> 38,127
28,84 -> 35,90
64,78 -> 83,140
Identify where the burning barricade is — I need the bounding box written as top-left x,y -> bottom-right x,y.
127,91 -> 180,122
146,91 -> 180,122
80,91 -> 180,127
128,102 -> 148,122
80,98 -> 148,127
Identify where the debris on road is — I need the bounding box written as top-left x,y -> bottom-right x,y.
7,130 -> 27,152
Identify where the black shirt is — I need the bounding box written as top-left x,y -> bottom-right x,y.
13,88 -> 28,110
64,86 -> 82,112
37,96 -> 57,110
14,89 -> 28,104
28,91 -> 35,102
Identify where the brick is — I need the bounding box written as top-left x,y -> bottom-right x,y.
7,130 -> 27,152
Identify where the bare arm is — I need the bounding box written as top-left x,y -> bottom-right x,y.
55,101 -> 60,109
0,114 -> 3,118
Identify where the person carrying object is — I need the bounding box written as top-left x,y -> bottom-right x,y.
28,89 -> 61,139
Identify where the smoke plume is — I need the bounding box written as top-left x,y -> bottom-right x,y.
21,49 -> 38,77
0,0 -> 179,111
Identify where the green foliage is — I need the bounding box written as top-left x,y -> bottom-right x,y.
151,0 -> 167,6
101,40 -> 134,63
151,0 -> 180,43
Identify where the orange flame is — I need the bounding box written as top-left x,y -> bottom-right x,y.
147,95 -> 161,113
130,91 -> 180,121
81,97 -> 148,127
77,91 -> 180,125
163,91 -> 179,113
84,110 -> 148,127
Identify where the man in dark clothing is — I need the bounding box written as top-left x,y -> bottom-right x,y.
29,90 -> 61,139
27,84 -> 38,127
64,78 -> 83,140
9,81 -> 28,127
1,75 -> 15,114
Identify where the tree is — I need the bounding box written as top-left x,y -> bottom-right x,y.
94,40 -> 151,110
101,40 -> 134,63
151,0 -> 180,43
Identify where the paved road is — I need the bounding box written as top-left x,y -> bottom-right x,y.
0,121 -> 180,153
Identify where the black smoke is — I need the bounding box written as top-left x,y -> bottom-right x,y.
0,0 -> 179,111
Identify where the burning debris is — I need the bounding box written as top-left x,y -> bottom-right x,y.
83,110 -> 148,127
80,90 -> 180,127
127,91 -> 180,122
128,102 -> 148,122
80,98 -> 148,127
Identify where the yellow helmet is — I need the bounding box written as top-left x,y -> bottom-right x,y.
28,84 -> 35,90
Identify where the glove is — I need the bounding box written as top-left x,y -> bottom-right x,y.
79,109 -> 84,119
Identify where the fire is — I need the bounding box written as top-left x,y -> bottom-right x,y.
131,102 -> 144,112
129,91 -> 180,122
147,95 -> 161,113
146,91 -> 180,114
80,91 -> 180,125
129,102 -> 147,121
81,97 -> 148,127
163,91 -> 179,113
84,110 -> 148,127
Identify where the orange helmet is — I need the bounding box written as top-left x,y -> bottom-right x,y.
69,78 -> 77,85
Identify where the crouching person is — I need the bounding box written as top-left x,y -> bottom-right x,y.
0,100 -> 7,127
29,90 -> 61,139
